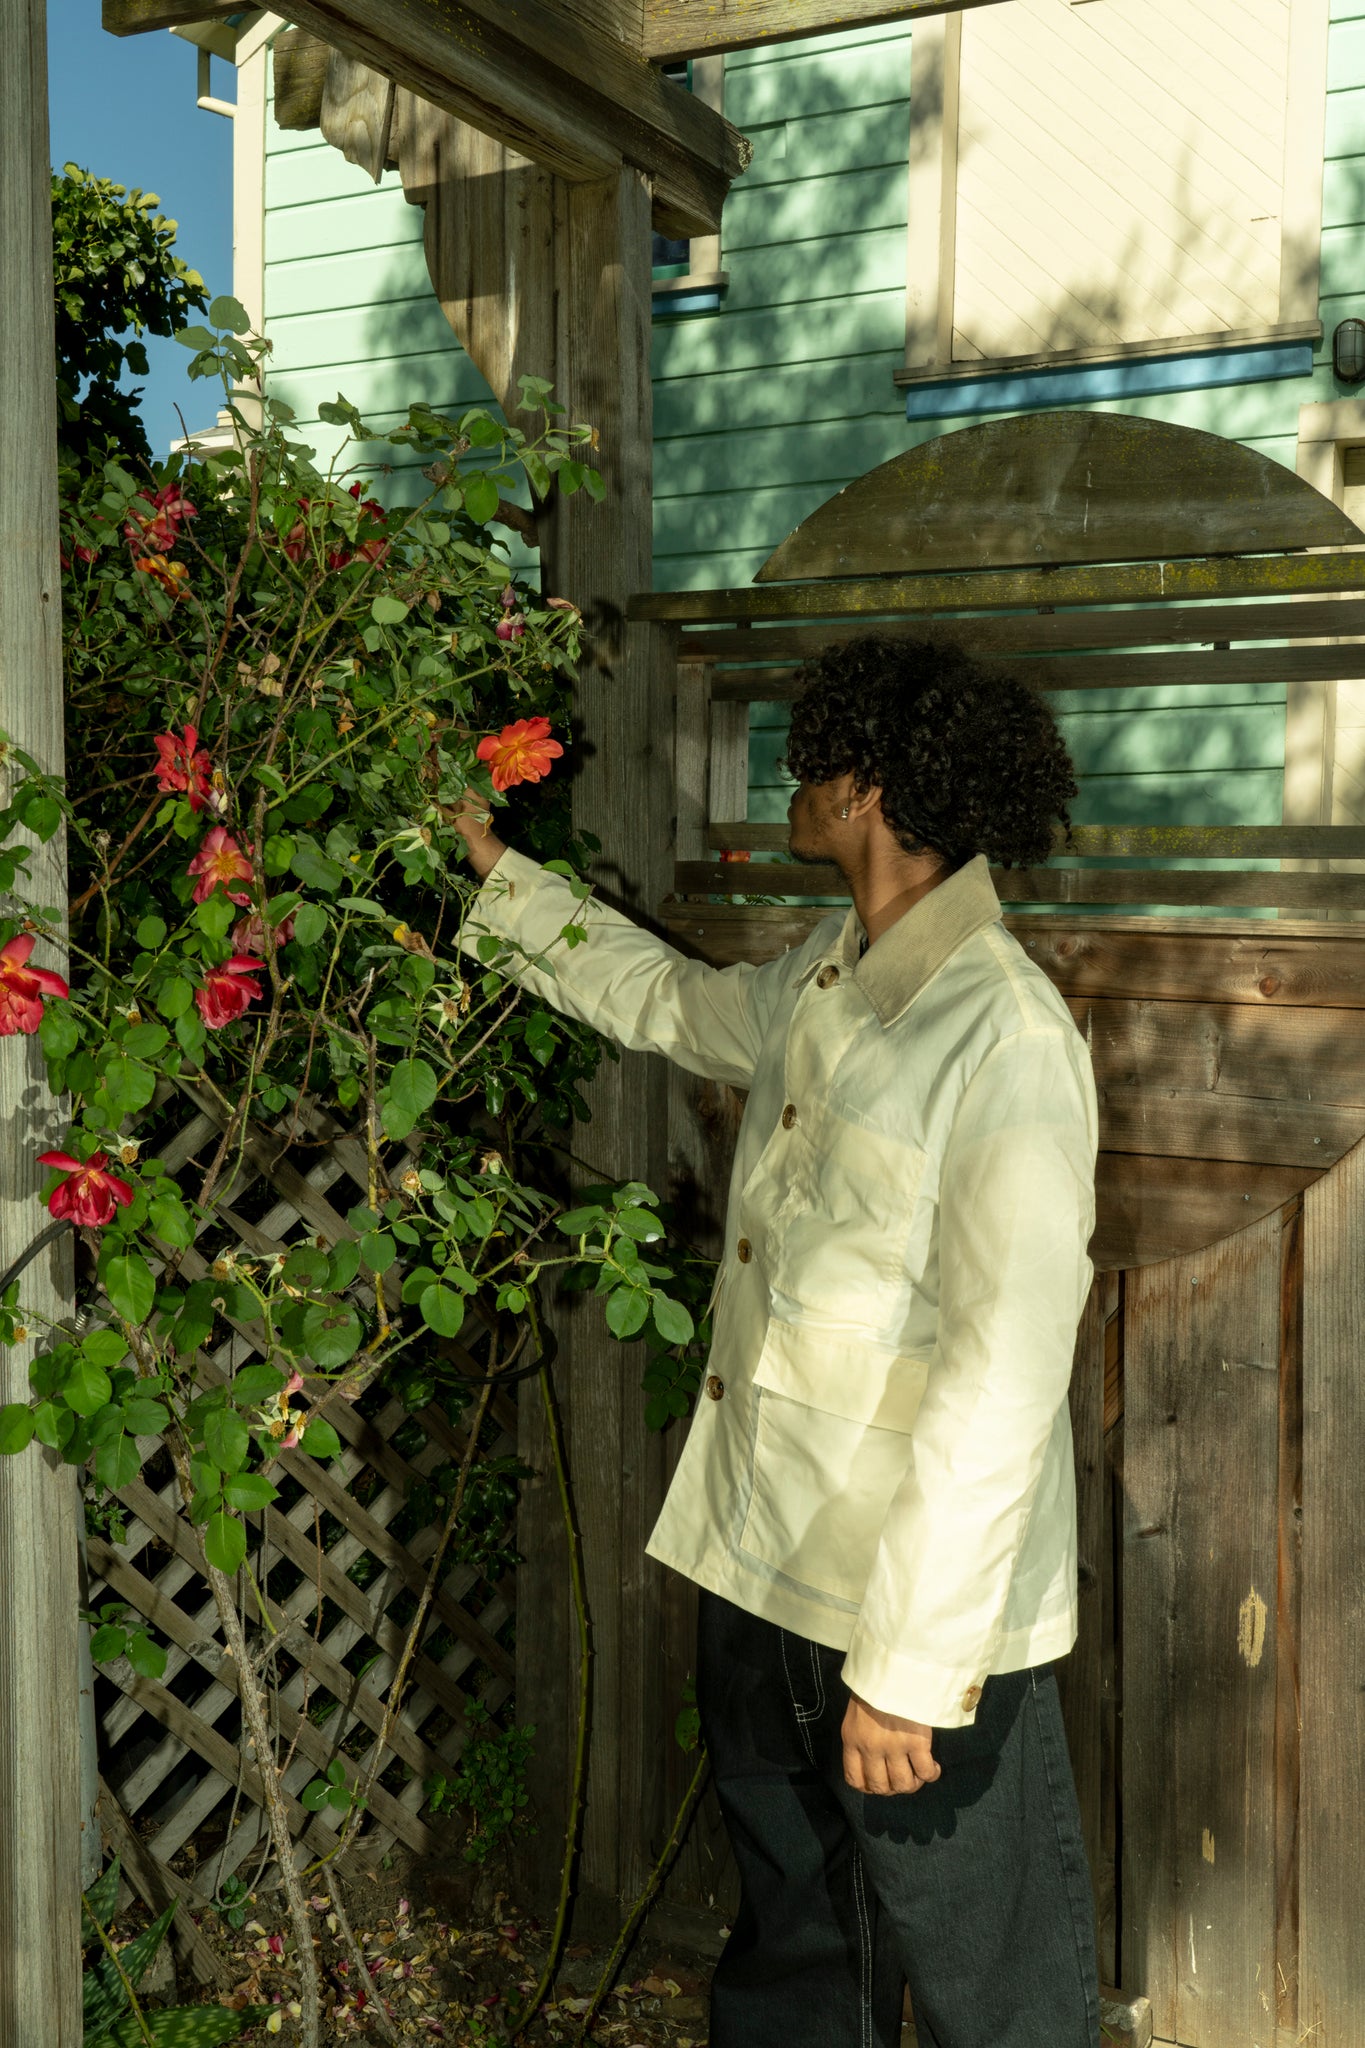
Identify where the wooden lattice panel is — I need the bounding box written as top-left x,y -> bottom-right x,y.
84,1077 -> 520,1901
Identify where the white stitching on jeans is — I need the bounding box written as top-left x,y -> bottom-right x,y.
780,1630 -> 816,1763
851,1846 -> 873,2048
808,1636 -> 826,1724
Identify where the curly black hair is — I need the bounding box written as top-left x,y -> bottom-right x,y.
783,635 -> 1077,870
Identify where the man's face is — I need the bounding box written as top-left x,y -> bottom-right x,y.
787,775 -> 857,865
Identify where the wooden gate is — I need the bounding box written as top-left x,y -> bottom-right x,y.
633,410 -> 1365,2045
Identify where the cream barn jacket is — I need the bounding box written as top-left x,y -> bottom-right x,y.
467,847 -> 1098,1728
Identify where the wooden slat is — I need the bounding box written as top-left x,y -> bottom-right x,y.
1057,1278 -> 1106,1953
320,49 -> 396,182
682,597 -> 1365,664
644,0 -> 1005,62
629,549 -> 1365,625
710,823 -> 1365,860
673,861 -> 1365,909
711,644 -> 1365,700
752,417 -> 1359,584
1123,1213 -> 1280,2047
660,904 -> 1365,1008
1091,1154 -> 1315,1273
105,0 -> 751,238
1299,1139 -> 1365,2045
96,1777 -> 231,1990
1077,996 -> 1365,1171
1275,1197 -> 1303,2042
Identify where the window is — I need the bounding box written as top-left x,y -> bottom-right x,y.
652,57 -> 728,314
902,0 -> 1328,385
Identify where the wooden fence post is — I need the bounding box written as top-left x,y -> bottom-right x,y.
0,0 -> 83,2037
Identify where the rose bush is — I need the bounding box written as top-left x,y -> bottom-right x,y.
0,297 -> 714,1622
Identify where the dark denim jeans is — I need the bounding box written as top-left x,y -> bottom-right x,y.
697,1592 -> 1100,2048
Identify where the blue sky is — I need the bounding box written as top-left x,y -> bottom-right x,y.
48,0 -> 235,453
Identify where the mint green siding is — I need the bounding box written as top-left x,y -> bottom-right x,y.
261,4 -> 1365,867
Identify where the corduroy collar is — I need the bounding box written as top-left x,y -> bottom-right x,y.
830,854 -> 1004,1025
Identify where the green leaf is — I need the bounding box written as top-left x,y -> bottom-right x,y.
121,1395 -> 169,1436
0,1403 -> 34,1454
231,1362 -> 285,1404
300,1417 -> 341,1461
82,1328 -> 128,1369
204,1510 -> 247,1576
301,1301 -> 363,1369
135,915 -> 167,949
223,1471 -> 277,1511
419,1284 -> 465,1339
124,1631 -> 168,1681
370,593 -> 409,626
209,292 -> 251,333
96,2003 -> 273,2046
94,1432 -> 141,1491
202,1405 -> 249,1474
82,1860 -> 120,1940
328,1238 -> 361,1290
194,891 -> 235,940
383,1056 -> 438,1141
291,841 -> 345,893
651,1293 -> 695,1346
89,1622 -> 128,1663
149,1192 -> 195,1247
156,974 -> 194,1020
301,1777 -> 332,1811
605,1287 -> 649,1339
615,1207 -> 664,1242
122,1022 -> 169,1059
558,1205 -> 606,1236
24,794 -> 61,842
359,1231 -> 395,1274
63,1355 -> 112,1416
292,900 -> 328,949
39,1003 -> 79,1059
107,1900 -> 177,1997
463,471 -> 500,525
102,1252 -> 155,1327
100,1053 -> 157,1118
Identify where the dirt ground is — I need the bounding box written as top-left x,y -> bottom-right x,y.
150,1848 -> 719,2045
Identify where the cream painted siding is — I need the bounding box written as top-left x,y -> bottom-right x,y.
953,0 -> 1292,359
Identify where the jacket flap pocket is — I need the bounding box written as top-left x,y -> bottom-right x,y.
752,1316 -> 930,1433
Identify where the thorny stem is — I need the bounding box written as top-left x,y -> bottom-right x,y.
165,1426 -> 323,2048
329,1376 -> 496,1868
328,1881 -> 399,2048
571,1749 -> 711,2046
83,1892 -> 157,2046
508,1353 -> 593,2043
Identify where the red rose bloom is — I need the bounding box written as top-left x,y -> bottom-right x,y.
37,1150 -> 135,1229
0,934 -> 69,1036
475,717 -> 564,793
231,909 -> 295,955
195,955 -> 265,1029
188,827 -> 253,907
154,725 -> 213,812
124,483 -> 197,554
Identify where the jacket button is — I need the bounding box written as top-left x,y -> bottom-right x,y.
962,1683 -> 983,1711
816,964 -> 840,989
705,1375 -> 725,1401
737,1238 -> 752,1263
781,1103 -> 798,1129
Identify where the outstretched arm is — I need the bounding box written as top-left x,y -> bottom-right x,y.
452,798 -> 805,1092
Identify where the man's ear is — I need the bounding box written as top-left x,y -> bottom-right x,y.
848,781 -> 884,821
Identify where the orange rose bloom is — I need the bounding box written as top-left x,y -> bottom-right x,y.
475,716 -> 564,793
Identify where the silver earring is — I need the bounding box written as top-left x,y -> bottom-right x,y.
840,805 -> 849,819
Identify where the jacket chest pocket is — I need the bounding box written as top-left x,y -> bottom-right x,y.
763,1114 -> 929,1324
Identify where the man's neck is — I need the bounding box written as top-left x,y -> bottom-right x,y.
845,848 -> 951,948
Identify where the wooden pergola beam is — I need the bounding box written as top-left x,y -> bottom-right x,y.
103,0 -> 752,236
644,0 -> 1006,61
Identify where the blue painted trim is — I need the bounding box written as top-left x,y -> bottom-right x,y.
653,288 -> 723,318
902,343 -> 1316,421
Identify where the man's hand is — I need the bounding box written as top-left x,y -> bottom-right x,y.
450,788 -> 508,881
841,1694 -> 940,1795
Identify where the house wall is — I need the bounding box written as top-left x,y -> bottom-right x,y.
256,2 -> 1365,872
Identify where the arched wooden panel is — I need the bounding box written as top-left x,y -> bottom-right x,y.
753,411 -> 1365,582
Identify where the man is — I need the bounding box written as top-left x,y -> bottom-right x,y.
455,635 -> 1100,2048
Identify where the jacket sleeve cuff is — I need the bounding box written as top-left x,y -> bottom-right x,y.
841,1624 -> 992,1729
465,845 -> 559,944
